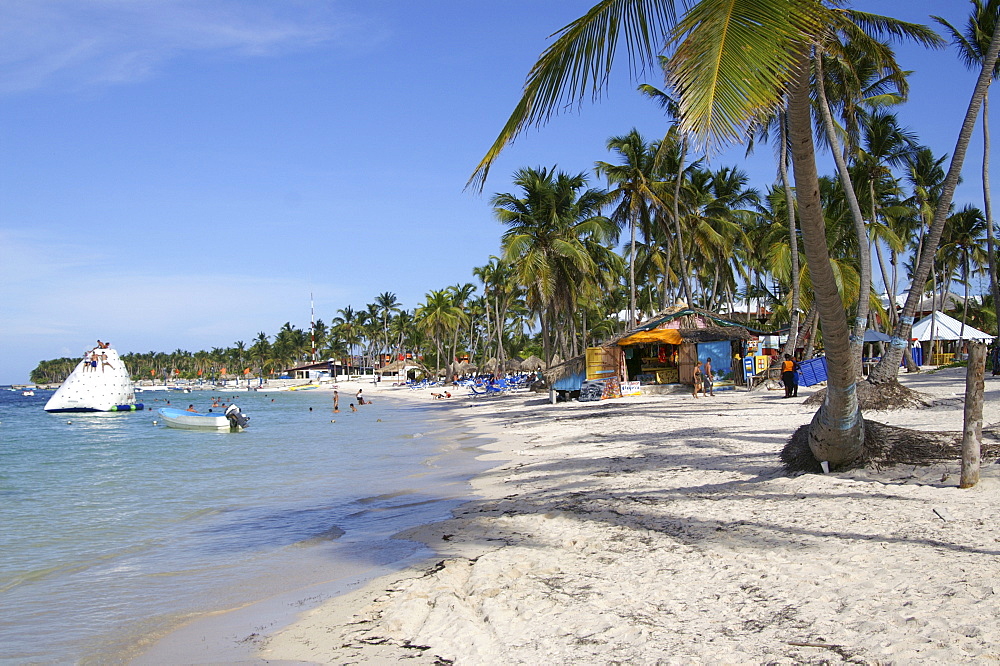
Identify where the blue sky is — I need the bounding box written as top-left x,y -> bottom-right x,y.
0,0 -> 991,384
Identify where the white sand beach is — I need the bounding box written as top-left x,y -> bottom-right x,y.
259,369 -> 1000,664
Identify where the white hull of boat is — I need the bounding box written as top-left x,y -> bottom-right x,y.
157,408 -> 239,431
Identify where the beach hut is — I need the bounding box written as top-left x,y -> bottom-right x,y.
604,305 -> 760,387
542,355 -> 587,402
520,354 -> 545,372
503,358 -> 524,373
911,311 -> 995,365
378,358 -> 432,382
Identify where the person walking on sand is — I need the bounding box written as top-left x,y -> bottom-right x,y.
702,357 -> 715,397
781,353 -> 798,398
692,361 -> 703,398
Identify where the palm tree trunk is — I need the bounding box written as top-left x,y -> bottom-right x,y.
800,304 -> 819,360
871,18 -> 1000,383
541,310 -> 551,366
983,91 -> 1000,338
778,111 -> 802,358
874,241 -> 896,331
673,137 -> 693,306
629,219 -> 637,324
815,51 -> 871,377
787,51 -> 864,467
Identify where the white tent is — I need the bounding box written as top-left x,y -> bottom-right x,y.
910,311 -> 995,342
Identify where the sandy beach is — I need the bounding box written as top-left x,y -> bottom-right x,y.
249,368 -> 1000,664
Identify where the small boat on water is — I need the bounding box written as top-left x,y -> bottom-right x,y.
44,344 -> 143,413
157,404 -> 250,431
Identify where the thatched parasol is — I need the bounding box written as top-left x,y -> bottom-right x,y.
503,358 -> 523,372
481,357 -> 499,373
379,358 -> 431,375
520,354 -> 544,371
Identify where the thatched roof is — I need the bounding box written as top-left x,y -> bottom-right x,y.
542,355 -> 585,385
604,305 -> 759,347
677,325 -> 752,342
378,358 -> 431,374
520,354 -> 544,371
504,358 -> 523,372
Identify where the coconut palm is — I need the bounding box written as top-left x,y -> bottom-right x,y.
416,289 -> 464,376
493,166 -> 616,363
470,0 -> 956,466
935,0 -> 1000,338
374,292 -> 401,360
939,204 -> 989,339
595,128 -> 664,323
871,14 -> 1000,381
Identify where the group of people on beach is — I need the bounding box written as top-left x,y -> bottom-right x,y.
692,353 -> 799,398
332,389 -> 370,413
691,358 -> 716,397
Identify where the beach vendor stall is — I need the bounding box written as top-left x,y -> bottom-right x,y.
606,306 -> 760,389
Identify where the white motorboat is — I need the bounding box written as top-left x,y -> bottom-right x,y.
157,405 -> 249,431
44,345 -> 142,413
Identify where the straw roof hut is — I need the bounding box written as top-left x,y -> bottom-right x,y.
481,357 -> 500,373
605,304 -> 758,347
520,354 -> 545,371
378,358 -> 432,376
504,358 -> 523,372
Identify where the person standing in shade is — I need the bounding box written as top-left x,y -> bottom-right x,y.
702,357 -> 715,397
692,361 -> 703,398
333,390 -> 340,413
781,353 -> 799,398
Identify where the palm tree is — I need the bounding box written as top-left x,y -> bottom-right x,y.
934,0 -> 1000,339
446,283 -> 476,375
871,14 -> 1000,381
939,204 -> 989,339
470,1 -> 951,467
492,166 -> 616,363
595,129 -> 663,324
473,256 -> 521,366
374,291 -> 401,363
416,289 -> 463,376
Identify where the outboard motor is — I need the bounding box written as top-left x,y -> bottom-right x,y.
224,404 -> 250,428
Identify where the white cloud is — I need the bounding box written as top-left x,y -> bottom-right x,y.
0,0 -> 364,93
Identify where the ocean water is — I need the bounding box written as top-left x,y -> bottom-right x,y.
0,387 -> 485,663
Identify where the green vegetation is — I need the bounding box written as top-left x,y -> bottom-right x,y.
31,0 -> 1000,433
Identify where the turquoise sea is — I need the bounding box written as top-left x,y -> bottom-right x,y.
0,387 -> 485,663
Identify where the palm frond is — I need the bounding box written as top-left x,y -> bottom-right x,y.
667,0 -> 826,149
469,0 -> 680,190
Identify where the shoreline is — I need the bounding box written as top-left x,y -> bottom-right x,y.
261,369 -> 1000,664
128,382 -> 490,664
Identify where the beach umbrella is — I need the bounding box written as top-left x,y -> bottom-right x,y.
863,330 -> 892,343
504,358 -> 523,372
482,357 -> 499,373
520,354 -> 544,371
